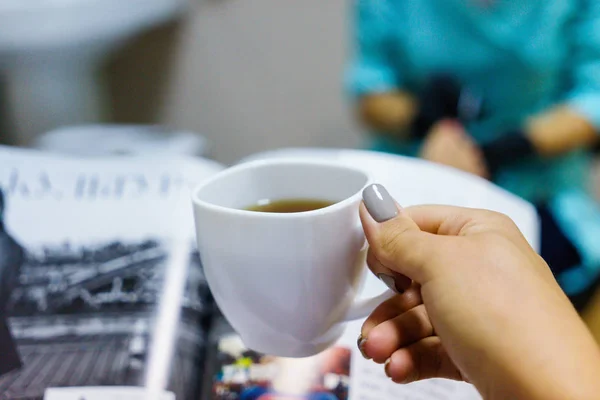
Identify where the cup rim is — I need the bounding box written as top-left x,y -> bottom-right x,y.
191,158 -> 371,219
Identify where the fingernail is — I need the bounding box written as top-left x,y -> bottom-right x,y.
384,358 -> 392,378
362,184 -> 398,222
357,334 -> 370,360
378,273 -> 402,294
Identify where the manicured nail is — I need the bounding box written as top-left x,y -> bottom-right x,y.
362,184 -> 398,222
378,273 -> 402,294
384,358 -> 392,378
357,334 -> 370,360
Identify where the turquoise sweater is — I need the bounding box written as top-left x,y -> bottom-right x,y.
345,0 -> 600,294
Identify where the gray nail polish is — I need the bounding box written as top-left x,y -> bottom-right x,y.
378,273 -> 401,294
362,184 -> 398,222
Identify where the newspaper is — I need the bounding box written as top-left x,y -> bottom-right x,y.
0,146 -> 222,400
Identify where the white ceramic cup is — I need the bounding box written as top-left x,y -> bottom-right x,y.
192,159 -> 394,357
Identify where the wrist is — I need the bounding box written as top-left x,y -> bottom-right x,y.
480,130 -> 536,175
479,321 -> 600,400
411,75 -> 485,139
482,297 -> 600,400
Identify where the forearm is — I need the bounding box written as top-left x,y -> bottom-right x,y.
499,314 -> 600,400
479,289 -> 600,400
357,91 -> 417,137
481,105 -> 598,175
526,105 -> 598,157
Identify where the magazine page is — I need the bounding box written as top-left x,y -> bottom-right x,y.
0,146 -> 223,400
203,317 -> 481,400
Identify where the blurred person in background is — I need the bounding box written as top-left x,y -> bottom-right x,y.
346,0 -> 600,311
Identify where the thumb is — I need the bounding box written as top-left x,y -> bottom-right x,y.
360,184 -> 437,284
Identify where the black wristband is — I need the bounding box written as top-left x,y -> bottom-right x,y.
411,75 -> 462,139
481,130 -> 536,175
411,74 -> 485,139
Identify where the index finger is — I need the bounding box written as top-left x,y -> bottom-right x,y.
403,205 -> 509,237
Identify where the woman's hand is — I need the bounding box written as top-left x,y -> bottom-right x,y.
420,120 -> 489,178
358,184 -> 600,400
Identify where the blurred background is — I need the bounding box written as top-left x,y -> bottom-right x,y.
0,0 -> 361,164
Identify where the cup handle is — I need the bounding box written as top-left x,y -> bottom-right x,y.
341,220 -> 398,321
342,285 -> 396,322
344,289 -> 398,322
